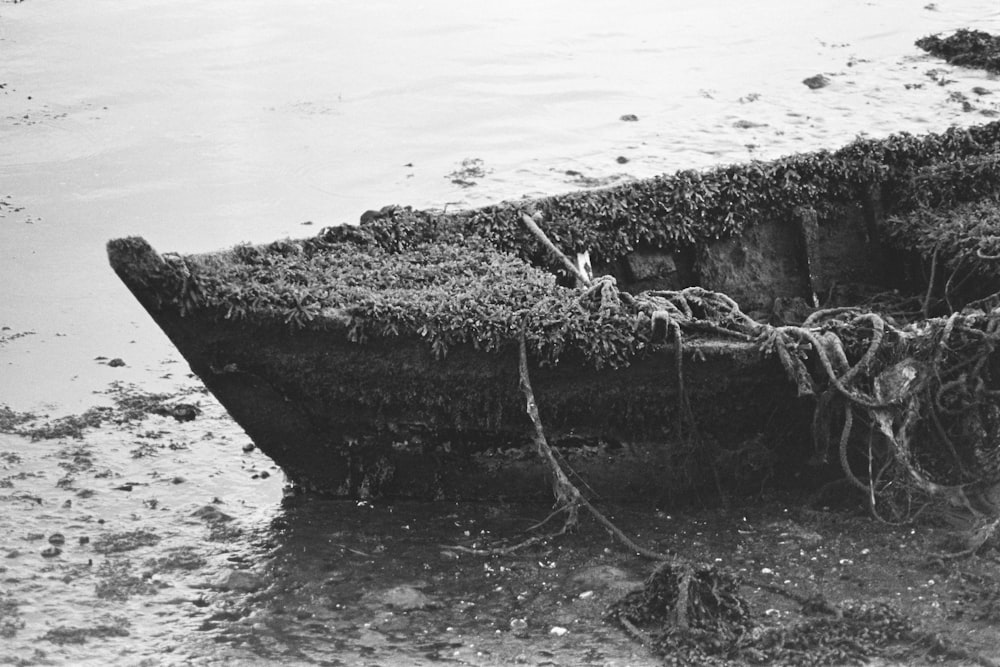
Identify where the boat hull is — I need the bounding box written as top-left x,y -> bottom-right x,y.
108,238 -> 807,499
139,304 -> 805,500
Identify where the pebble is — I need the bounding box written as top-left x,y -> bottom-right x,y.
48,533 -> 66,545
191,505 -> 234,523
803,74 -> 831,90
366,585 -> 439,611
41,546 -> 62,558
568,565 -> 642,595
213,569 -> 265,592
619,113 -> 639,122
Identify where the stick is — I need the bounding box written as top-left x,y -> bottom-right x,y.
520,213 -> 591,286
923,244 -> 940,319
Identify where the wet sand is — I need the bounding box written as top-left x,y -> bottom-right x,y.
3,1 -> 1000,664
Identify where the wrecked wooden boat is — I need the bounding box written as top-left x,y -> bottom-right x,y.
108,121 -> 1000,508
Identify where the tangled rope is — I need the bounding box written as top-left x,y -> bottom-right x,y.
521,212 -> 1000,551
445,215 -> 1000,666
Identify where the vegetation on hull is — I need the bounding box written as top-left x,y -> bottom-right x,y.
108,117 -> 1000,521
326,121 -> 1000,279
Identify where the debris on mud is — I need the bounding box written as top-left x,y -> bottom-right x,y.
40,616 -> 131,645
607,561 -> 753,661
0,382 -> 201,440
91,529 -> 161,554
0,594 -> 25,638
0,327 -> 35,346
150,402 -> 200,422
607,562 -> 916,666
144,546 -> 207,572
446,157 -> 490,187
95,559 -> 161,601
0,407 -> 36,433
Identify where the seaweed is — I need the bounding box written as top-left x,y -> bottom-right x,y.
1,383 -> 196,441
91,529 -> 161,554
917,29 -> 1000,74
94,559 -> 159,601
40,616 -> 131,645
884,195 -> 1000,285
606,561 -> 917,666
0,406 -> 37,434
0,594 -> 24,639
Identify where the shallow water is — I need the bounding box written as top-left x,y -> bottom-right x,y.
2,0 -> 1000,664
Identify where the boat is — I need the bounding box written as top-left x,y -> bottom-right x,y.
108,121 -> 1000,505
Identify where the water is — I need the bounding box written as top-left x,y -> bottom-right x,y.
2,0 -> 1000,664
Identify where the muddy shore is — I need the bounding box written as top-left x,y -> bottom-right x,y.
2,388 -> 1000,665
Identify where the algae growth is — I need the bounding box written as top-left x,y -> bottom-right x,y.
917,29 -> 1000,74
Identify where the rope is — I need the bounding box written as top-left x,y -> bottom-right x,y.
516,212 -> 1000,551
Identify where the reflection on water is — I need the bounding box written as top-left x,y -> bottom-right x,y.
2,0 -> 1000,663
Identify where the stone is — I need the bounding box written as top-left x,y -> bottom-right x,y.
802,74 -> 831,90
366,584 -> 439,610
568,565 -> 642,596
213,569 -> 264,592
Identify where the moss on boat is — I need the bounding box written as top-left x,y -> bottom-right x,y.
327,121 -> 1000,279
114,122 -> 1000,372
107,120 -> 1000,500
